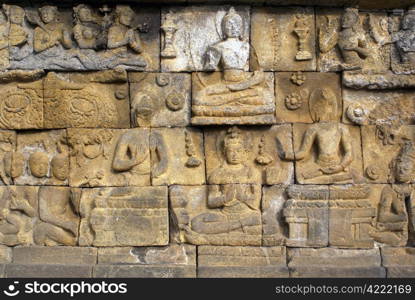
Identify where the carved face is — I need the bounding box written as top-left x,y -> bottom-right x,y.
10,152 -> 24,179
224,142 -> 245,165
78,7 -> 93,23
9,7 -> 25,25
29,152 -> 49,178
39,6 -> 57,24
402,14 -> 415,30
342,11 -> 358,29
223,16 -> 243,38
51,154 -> 69,181
119,10 -> 133,26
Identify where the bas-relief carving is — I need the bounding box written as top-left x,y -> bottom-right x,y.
43,71 -> 130,129
190,8 -> 275,125
362,125 -> 415,183
275,72 -> 341,123
0,186 -> 79,246
129,73 -> 190,128
161,6 -> 250,72
317,7 -> 390,73
280,88 -> 363,184
170,185 -> 262,246
0,130 -> 17,186
251,7 -> 316,71
79,186 -> 168,246
1,4 -> 159,71
0,71 -> 43,129
68,128 -> 150,187
150,128 -> 205,186
205,126 -> 293,185
14,130 -> 69,186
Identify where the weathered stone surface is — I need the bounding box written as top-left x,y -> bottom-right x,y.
170,185 -> 262,246
205,126 -> 293,185
291,123 -> 363,184
251,7 -> 316,71
317,8 -> 390,73
362,125 -> 415,183
343,89 -> 415,125
13,246 -> 97,265
15,130 -> 69,185
150,128 -> 205,185
0,73 -> 43,129
0,130 -> 17,185
275,72 -> 341,123
4,5 -> 159,71
283,185 -> 329,247
68,128 -> 150,187
191,72 -> 275,125
381,247 -> 415,277
161,6 -> 250,72
79,186 -> 168,246
198,246 -> 288,278
343,72 -> 415,89
98,244 -> 195,265
262,185 -> 287,246
0,186 -> 38,246
288,247 -> 386,278
129,73 -> 191,127
43,71 -> 130,128
35,186 -> 80,246
5,264 -> 93,278
0,246 -> 11,263
94,264 -> 195,278
95,245 -> 196,277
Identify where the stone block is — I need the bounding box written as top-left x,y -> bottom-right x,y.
13,246 -> 97,265
150,128 -> 205,185
129,73 -> 191,127
198,246 -> 289,278
93,265 -> 195,278
251,7 -> 316,71
43,71 -> 130,128
275,72 -> 341,123
262,185 -> 288,246
381,247 -> 415,278
0,246 -> 12,263
5,264 -> 93,278
288,247 -> 385,278
79,186 -> 168,247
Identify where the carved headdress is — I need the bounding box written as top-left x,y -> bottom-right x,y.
221,7 -> 243,39
223,126 -> 244,150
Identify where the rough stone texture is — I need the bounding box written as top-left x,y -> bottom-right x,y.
150,128 -> 205,185
205,125 -> 293,185
161,6 -> 250,72
68,128 -> 150,187
251,7 -> 316,71
0,246 -> 12,263
362,125 -> 415,183
94,245 -> 196,278
5,264 -> 93,278
43,71 -> 131,128
316,8 -> 390,73
15,130 -> 69,186
381,247 -> 415,278
288,247 -> 386,278
79,186 -> 168,247
262,185 -> 287,246
13,246 -> 97,265
198,246 -> 289,277
343,89 -> 415,125
275,72 -> 341,123
129,72 -> 191,127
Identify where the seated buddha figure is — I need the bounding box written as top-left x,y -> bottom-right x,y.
281,88 -> 355,184
183,127 -> 261,245
192,7 -> 274,124
392,6 -> 415,65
